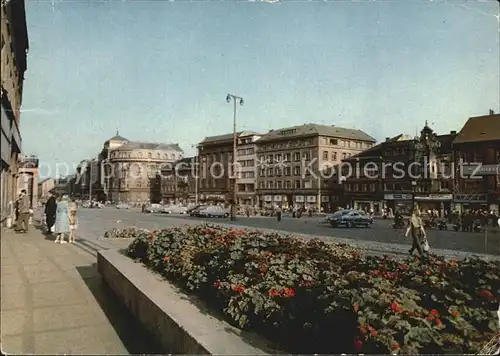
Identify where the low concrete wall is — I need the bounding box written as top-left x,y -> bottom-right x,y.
97,250 -> 271,354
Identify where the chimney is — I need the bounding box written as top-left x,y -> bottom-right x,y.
450,130 -> 456,135
385,137 -> 390,142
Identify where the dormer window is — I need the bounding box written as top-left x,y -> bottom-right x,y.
280,129 -> 297,136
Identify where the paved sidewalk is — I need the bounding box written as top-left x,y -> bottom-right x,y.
1,226 -> 161,355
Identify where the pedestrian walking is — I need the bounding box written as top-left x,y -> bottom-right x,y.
405,209 -> 428,256
54,195 -> 70,244
16,190 -> 31,233
276,205 -> 282,222
14,193 -> 21,223
44,192 -> 57,234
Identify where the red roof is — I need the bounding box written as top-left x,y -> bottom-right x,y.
453,114 -> 500,144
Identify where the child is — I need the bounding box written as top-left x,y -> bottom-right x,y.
68,210 -> 78,243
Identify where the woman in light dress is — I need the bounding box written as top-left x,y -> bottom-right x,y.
54,195 -> 70,243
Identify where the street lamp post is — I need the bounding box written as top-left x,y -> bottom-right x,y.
226,94 -> 244,221
317,169 -> 322,213
89,159 -> 93,201
411,180 -> 417,212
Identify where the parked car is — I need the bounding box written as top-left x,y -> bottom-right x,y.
162,205 -> 188,214
116,203 -> 129,209
196,205 -> 230,218
144,204 -> 163,213
189,205 -> 207,216
325,210 -> 349,223
330,209 -> 373,228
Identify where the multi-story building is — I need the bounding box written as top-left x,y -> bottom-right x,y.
17,154 -> 38,207
256,123 -> 376,212
161,157 -> 197,204
37,177 -> 55,202
343,124 -> 457,216
198,131 -> 261,205
97,133 -> 184,203
1,0 -> 29,221
452,112 -> 500,213
235,132 -> 261,206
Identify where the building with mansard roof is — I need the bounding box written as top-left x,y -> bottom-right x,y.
94,132 -> 184,203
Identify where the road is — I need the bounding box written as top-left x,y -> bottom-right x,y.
72,207 -> 500,258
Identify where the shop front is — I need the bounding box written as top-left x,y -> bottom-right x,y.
200,193 -> 226,205
384,194 -> 413,215
414,194 -> 453,217
453,193 -> 488,213
353,200 -> 383,214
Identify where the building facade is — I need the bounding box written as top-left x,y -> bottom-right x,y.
343,126 -> 457,216
197,131 -> 261,205
256,124 -> 376,212
16,154 -> 38,207
452,113 -> 500,213
101,135 -> 183,203
1,0 -> 28,221
161,157 -> 197,204
37,177 -> 55,202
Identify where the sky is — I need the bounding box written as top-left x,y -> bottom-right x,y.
20,0 -> 500,178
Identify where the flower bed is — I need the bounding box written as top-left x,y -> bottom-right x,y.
121,224 -> 500,354
103,227 -> 149,239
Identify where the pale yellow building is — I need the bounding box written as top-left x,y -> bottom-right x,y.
98,133 -> 184,203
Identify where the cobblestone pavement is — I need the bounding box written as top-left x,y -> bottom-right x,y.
0,224 -> 162,355
78,208 -> 499,260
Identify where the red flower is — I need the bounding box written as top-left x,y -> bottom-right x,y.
430,309 -> 439,317
478,290 -> 495,301
354,338 -> 363,351
163,256 -> 169,261
435,318 -> 442,327
213,280 -> 221,289
392,344 -> 400,351
282,288 -> 296,298
451,309 -> 460,317
390,302 -> 403,313
231,284 -> 245,293
359,324 -> 367,335
269,289 -> 280,297
368,325 -> 377,337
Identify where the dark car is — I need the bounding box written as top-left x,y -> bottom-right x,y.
330,209 -> 373,228
188,205 -> 207,216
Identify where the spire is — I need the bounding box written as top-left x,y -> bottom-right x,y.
116,129 -> 119,136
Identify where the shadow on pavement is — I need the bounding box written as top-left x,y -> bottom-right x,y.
76,264 -> 163,354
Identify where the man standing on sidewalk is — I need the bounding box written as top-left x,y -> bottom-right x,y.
44,191 -> 57,234
17,189 -> 31,233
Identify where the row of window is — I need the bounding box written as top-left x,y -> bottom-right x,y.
259,151 -> 311,163
237,148 -> 255,156
258,139 -> 314,151
111,151 -> 182,160
320,137 -> 371,149
257,180 -> 328,190
343,181 -> 452,193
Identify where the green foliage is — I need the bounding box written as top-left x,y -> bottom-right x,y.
116,224 -> 500,354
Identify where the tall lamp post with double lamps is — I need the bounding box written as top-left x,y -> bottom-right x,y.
226,94 -> 244,221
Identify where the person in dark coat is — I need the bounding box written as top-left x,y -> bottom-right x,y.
45,192 -> 57,234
